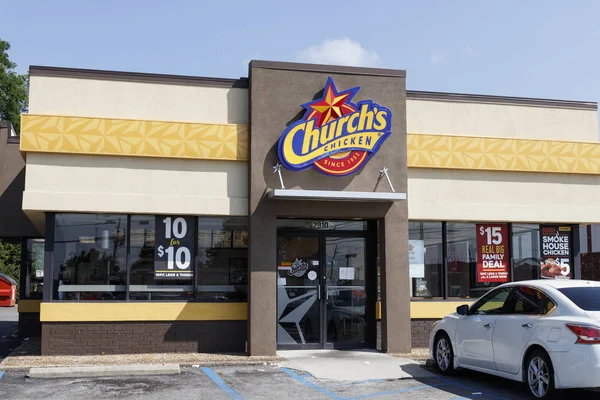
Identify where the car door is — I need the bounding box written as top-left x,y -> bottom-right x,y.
492,286 -> 545,374
455,287 -> 513,370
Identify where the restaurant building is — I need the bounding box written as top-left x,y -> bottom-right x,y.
3,60 -> 600,355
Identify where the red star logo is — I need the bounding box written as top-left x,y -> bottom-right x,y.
303,77 -> 359,128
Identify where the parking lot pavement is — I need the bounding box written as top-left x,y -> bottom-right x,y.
1,364 -> 598,399
0,306 -> 21,360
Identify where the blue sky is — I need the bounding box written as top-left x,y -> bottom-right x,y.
2,0 -> 600,103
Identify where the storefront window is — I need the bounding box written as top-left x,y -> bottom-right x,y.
128,215 -> 194,301
53,214 -> 127,300
446,223 -> 499,298
512,224 -> 541,281
579,224 -> 600,281
409,222 -> 442,298
24,238 -> 44,299
197,217 -> 248,302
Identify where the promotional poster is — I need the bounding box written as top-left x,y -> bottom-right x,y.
476,224 -> 510,283
540,225 -> 573,279
154,216 -> 194,279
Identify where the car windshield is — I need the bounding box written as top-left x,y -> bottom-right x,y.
558,287 -> 600,311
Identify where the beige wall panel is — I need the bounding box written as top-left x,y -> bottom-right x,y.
407,99 -> 598,142
28,76 -> 248,125
408,168 -> 600,223
23,153 -> 248,216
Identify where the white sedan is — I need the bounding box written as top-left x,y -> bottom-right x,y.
430,279 -> 600,399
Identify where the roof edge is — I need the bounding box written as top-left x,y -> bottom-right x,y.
28,65 -> 598,110
407,90 -> 597,111
249,59 -> 407,78
29,65 -> 249,89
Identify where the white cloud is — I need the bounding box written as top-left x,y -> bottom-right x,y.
429,47 -> 475,65
296,38 -> 381,68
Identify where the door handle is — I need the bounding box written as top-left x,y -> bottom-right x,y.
484,323 -> 493,329
317,285 -> 321,300
522,323 -> 532,329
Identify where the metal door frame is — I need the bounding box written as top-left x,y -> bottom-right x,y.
276,224 -> 375,350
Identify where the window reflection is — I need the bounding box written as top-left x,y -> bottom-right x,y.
447,223 -> 499,298
409,222 -> 442,298
512,224 -> 541,281
24,238 -> 44,299
53,214 -> 127,300
196,217 -> 248,302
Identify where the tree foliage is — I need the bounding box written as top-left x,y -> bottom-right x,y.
0,39 -> 28,134
0,239 -> 21,297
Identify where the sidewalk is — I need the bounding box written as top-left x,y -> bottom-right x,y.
0,338 -> 431,373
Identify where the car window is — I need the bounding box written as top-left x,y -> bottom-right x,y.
506,286 -> 543,315
470,288 -> 512,315
540,293 -> 556,315
558,287 -> 600,311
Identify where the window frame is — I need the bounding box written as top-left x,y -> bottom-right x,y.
44,212 -> 249,303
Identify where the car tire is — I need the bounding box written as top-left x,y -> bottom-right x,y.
434,332 -> 455,375
525,349 -> 557,399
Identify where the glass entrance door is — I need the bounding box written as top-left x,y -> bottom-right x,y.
277,236 -> 322,348
325,236 -> 367,348
276,228 -> 368,349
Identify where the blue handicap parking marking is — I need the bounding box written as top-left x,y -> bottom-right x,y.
200,367 -> 245,400
0,371 -> 4,380
282,368 -> 344,399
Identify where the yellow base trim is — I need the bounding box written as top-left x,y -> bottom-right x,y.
40,302 -> 247,322
20,114 -> 248,161
375,301 -> 474,320
18,299 -> 42,313
410,301 -> 473,319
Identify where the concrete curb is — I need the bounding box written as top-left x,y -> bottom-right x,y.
26,363 -> 181,379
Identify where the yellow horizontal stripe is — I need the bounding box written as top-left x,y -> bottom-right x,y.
20,113 -> 600,175
407,133 -> 600,175
20,114 -> 248,161
18,299 -> 42,313
410,301 -> 473,319
40,302 -> 247,322
375,301 -> 474,319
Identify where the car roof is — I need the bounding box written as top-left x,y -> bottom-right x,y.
502,279 -> 600,290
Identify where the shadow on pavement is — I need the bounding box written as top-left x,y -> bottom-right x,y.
404,364 -> 600,400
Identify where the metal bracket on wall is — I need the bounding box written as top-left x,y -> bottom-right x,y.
379,167 -> 395,193
273,163 -> 286,189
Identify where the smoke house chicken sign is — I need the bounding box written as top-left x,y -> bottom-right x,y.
476,224 -> 509,283
540,225 -> 572,279
154,216 -> 194,279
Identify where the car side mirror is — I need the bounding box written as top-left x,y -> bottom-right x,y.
456,305 -> 469,316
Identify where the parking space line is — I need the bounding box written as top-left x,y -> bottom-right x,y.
282,368 -> 344,399
200,367 -> 245,400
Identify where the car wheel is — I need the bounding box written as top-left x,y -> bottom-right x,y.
525,349 -> 556,399
434,332 -> 455,375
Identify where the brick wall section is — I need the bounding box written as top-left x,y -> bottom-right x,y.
42,321 -> 246,355
411,319 -> 438,348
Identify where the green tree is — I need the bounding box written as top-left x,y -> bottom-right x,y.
0,39 -> 28,134
0,239 -> 21,297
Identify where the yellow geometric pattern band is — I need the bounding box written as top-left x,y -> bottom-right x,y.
407,133 -> 600,174
21,114 -> 600,175
20,114 -> 249,161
